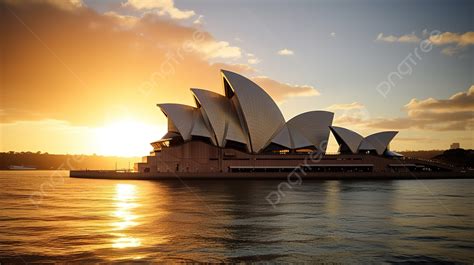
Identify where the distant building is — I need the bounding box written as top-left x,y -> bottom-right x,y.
450,143 -> 460,149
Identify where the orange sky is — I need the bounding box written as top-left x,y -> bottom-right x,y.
1,0 -> 473,156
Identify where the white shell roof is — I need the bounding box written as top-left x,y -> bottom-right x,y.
358,140 -> 375,151
330,126 -> 398,155
158,104 -> 195,140
270,124 -> 314,149
289,127 -> 314,149
221,70 -> 286,153
359,131 -> 398,155
286,111 -> 334,151
158,103 -> 214,142
191,110 -> 214,141
329,126 -> 364,154
167,117 -> 179,133
191,88 -> 247,147
270,125 -> 293,148
156,70 -> 398,156
270,111 -> 334,151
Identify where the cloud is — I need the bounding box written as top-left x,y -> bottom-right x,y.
0,0 -> 242,125
103,11 -> 139,29
367,86 -> 474,131
429,31 -> 474,56
193,14 -> 204,25
376,33 -> 421,43
252,77 -> 319,102
376,31 -> 474,55
0,0 -> 309,128
367,117 -> 471,131
441,46 -> 463,56
330,32 -> 336,37
277,48 -> 294,56
429,32 -> 474,47
329,102 -> 371,126
331,87 -> 474,131
106,12 -> 240,60
327,102 -> 365,111
190,40 -> 242,59
122,0 -> 195,19
211,63 -> 256,75
247,58 -> 260,65
395,137 -> 438,142
405,86 -> 474,112
333,116 -> 366,126
4,0 -> 84,10
246,53 -> 260,65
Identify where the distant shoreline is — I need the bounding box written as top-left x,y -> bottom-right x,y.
0,169 -> 69,171
0,152 -> 139,171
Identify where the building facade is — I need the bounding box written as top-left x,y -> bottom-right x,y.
135,70 -> 450,174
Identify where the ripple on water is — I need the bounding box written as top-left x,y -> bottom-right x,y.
0,173 -> 473,263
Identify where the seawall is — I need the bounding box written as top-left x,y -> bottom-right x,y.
70,170 -> 474,180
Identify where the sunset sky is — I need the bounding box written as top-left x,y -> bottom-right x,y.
1,0 -> 473,156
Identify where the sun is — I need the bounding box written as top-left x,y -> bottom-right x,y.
94,119 -> 165,157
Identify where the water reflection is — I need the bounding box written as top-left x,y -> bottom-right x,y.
111,184 -> 141,249
1,172 -> 472,263
324,181 -> 341,217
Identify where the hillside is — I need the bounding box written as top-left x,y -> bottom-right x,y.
432,149 -> 474,168
397,150 -> 444,159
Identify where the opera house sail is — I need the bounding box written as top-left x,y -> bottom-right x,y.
127,70 -> 455,176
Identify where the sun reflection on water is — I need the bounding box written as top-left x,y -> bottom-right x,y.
111,184 -> 142,249
112,236 -> 141,249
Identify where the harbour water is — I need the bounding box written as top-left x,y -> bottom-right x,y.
0,171 -> 472,263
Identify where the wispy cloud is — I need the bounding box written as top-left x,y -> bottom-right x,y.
277,48 -> 294,56
332,86 -> 474,131
376,31 -> 474,56
252,77 -> 319,103
429,32 -> 474,47
375,32 -> 421,43
246,53 -> 260,65
441,46 -> 462,56
327,102 -> 365,111
212,63 -> 256,74
103,11 -> 139,29
1,0 -> 315,127
247,58 -> 260,65
6,0 -> 84,10
1,0 -> 245,124
329,102 -> 371,126
193,15 -> 204,25
190,40 -> 242,59
429,31 -> 474,56
122,0 -> 195,19
405,85 -> 474,113
371,86 -> 474,131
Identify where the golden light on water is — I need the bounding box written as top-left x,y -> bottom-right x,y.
325,181 -> 341,217
112,236 -> 141,249
111,184 -> 142,249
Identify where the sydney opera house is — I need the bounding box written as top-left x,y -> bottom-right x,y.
131,70 -> 452,176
